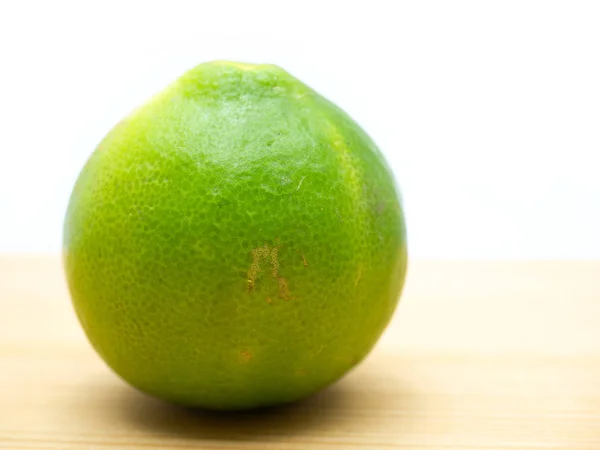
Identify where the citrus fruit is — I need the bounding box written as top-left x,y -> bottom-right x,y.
63,61 -> 408,410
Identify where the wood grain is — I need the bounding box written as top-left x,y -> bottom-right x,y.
1,256 -> 599,449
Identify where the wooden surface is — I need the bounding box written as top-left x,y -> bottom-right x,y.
1,256 -> 599,449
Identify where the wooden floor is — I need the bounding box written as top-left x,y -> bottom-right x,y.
1,256 -> 599,449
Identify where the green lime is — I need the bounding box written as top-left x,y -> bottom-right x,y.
64,61 -> 407,410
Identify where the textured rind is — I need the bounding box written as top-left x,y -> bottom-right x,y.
63,61 -> 408,410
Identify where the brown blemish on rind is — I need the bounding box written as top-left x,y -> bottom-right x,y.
247,243 -> 291,300
299,250 -> 309,268
247,245 -> 268,293
270,246 -> 279,279
240,349 -> 252,363
277,277 -> 291,301
354,264 -> 363,287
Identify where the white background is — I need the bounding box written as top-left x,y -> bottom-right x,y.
1,1 -> 599,258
